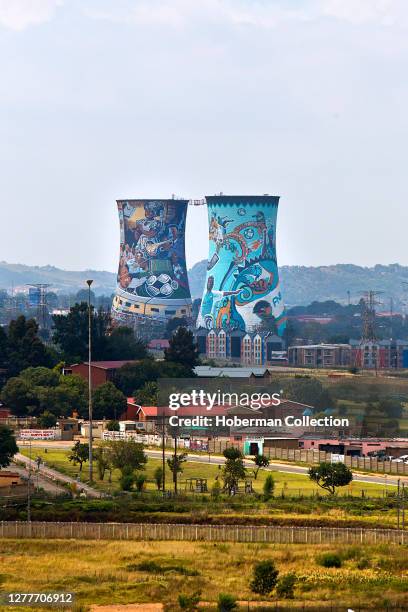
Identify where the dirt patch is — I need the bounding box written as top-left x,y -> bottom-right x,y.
90,605 -> 164,611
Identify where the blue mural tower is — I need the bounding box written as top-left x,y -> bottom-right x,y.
196,195 -> 286,336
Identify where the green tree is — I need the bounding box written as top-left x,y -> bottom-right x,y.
107,439 -> 147,476
153,466 -> 164,490
165,316 -> 188,338
0,425 -> 18,467
252,454 -> 270,479
164,327 -> 199,368
309,462 -> 353,495
37,411 -> 57,428
19,366 -> 60,388
283,377 -> 334,412
93,382 -> 127,420
222,447 -> 246,495
6,316 -> 54,377
94,444 -> 112,481
167,451 -> 187,494
104,326 -> 147,361
52,303 -> 110,362
68,441 -> 89,473
115,359 -> 193,396
135,473 -> 147,492
250,560 -> 279,595
0,377 -> 33,416
135,381 -> 158,406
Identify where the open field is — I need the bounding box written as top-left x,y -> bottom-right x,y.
0,538 -> 407,610
19,448 -> 391,498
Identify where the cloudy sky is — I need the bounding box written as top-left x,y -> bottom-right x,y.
1,0 -> 408,272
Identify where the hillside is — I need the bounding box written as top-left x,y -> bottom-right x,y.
0,261 -> 116,295
188,261 -> 408,308
1,260 -> 408,308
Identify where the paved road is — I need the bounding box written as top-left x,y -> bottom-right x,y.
10,464 -> 66,496
144,449 -> 404,487
14,453 -> 103,498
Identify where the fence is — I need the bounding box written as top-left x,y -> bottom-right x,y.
0,521 -> 406,544
265,447 -> 408,476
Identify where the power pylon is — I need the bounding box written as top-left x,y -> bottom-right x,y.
27,284 -> 51,340
357,290 -> 383,372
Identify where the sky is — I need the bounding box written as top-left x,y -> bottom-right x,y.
1,0 -> 408,273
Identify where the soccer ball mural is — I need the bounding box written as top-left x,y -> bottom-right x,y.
112,199 -> 192,325
196,195 -> 286,335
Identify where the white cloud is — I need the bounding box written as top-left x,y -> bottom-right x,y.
85,0 -> 408,30
0,0 -> 63,31
321,0 -> 398,25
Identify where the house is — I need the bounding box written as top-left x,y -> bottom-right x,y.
0,471 -> 22,487
63,360 -> 137,388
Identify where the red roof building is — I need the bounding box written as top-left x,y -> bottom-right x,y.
64,361 -> 137,389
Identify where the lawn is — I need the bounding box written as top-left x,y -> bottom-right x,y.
19,448 -> 389,498
0,539 -> 407,610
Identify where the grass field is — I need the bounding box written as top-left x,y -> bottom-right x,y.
0,538 -> 407,610
19,448 -> 391,498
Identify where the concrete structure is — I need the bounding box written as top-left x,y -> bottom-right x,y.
288,344 -> 351,368
197,195 -> 286,335
112,199 -> 192,328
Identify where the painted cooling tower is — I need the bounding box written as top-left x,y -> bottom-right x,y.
112,199 -> 192,324
196,195 -> 286,335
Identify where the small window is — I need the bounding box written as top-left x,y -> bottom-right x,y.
151,308 -> 160,313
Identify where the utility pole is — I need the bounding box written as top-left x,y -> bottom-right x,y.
27,439 -> 32,523
86,279 -> 94,484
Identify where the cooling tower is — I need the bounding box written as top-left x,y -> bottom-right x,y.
196,195 -> 286,335
112,199 -> 192,325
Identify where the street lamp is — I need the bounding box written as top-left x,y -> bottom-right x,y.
86,279 -> 93,483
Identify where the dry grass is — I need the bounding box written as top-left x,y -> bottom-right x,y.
0,539 -> 407,610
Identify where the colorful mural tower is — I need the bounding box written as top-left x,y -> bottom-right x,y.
196,195 -> 286,335
112,199 -> 192,325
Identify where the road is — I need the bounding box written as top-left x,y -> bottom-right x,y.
17,441 -> 406,488
14,453 -> 103,498
144,449 -> 404,487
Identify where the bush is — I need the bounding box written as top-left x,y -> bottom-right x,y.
119,469 -> 135,491
217,593 -> 238,611
316,552 -> 342,568
134,473 -> 147,492
250,559 -> 279,595
356,557 -> 371,570
263,474 -> 275,501
178,591 -> 201,611
211,480 -> 221,500
276,573 -> 296,599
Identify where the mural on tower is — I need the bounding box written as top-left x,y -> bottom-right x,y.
112,199 -> 192,323
196,196 -> 286,335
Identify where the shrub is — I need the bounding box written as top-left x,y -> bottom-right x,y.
217,593 -> 238,611
178,591 -> 201,611
211,480 -> 221,499
134,473 -> 147,492
250,559 -> 279,595
356,557 -> 371,570
316,552 -> 342,568
276,573 -> 296,599
263,474 -> 275,500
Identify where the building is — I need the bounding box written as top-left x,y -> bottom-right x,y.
288,344 -> 351,368
196,195 -> 286,350
196,329 -> 286,366
0,471 -> 22,488
64,360 -> 136,388
112,199 -> 192,330
350,339 -> 408,369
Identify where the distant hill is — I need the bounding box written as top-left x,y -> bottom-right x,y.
188,261 -> 408,309
0,261 -> 116,295
2,260 -> 408,308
